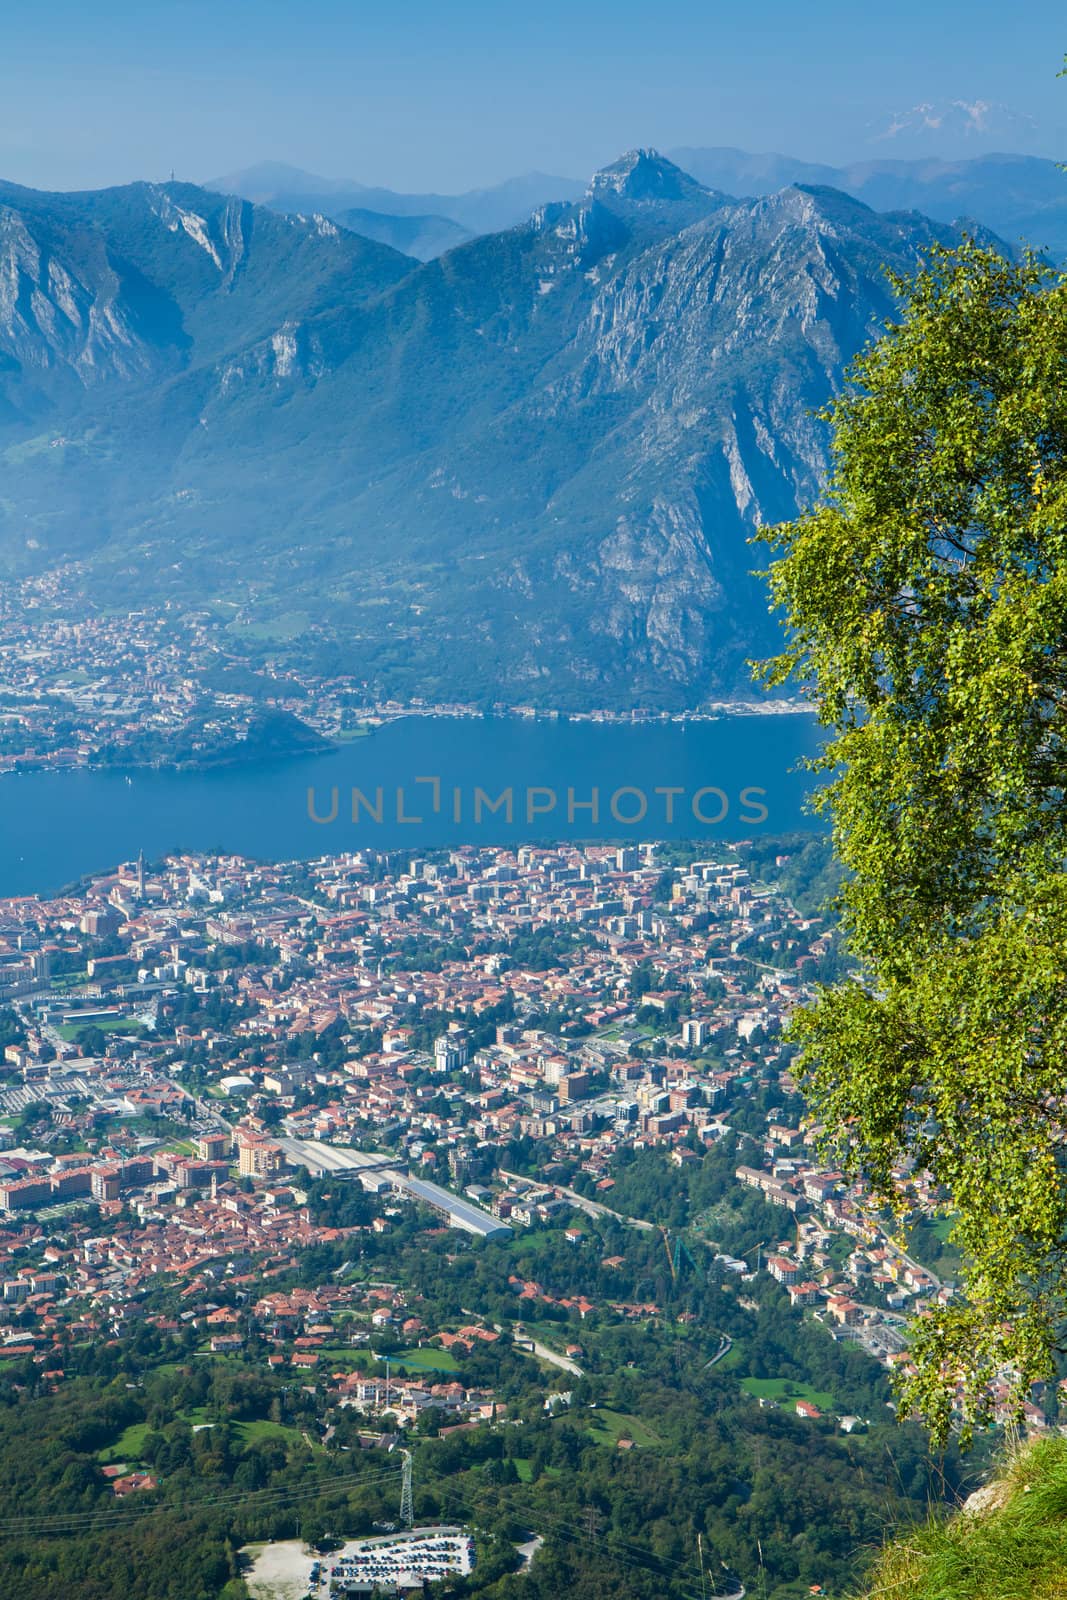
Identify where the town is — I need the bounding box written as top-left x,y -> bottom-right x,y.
0,835 -> 1038,1439
0,573 -> 803,776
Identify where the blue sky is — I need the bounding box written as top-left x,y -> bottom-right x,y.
1,0 -> 1064,192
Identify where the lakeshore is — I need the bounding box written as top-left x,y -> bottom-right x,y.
0,712 -> 825,896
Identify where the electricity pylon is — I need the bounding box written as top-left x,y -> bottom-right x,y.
400,1450 -> 413,1529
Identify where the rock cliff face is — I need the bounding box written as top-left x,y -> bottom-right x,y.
0,179 -> 409,411
0,155 -> 993,706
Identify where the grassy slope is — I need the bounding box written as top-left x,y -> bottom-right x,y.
586,1407 -> 662,1448
740,1376 -> 836,1411
858,1438 -> 1067,1600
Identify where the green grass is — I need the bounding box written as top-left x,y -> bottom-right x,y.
513,1458 -> 535,1483
312,1346 -> 366,1368
740,1377 -> 835,1412
306,1343 -> 463,1375
57,1017 -> 141,1042
100,1415 -> 309,1463
227,612 -> 309,642
235,1420 -> 310,1447
372,1347 -> 461,1374
99,1421 -> 151,1464
856,1439 -> 1067,1600
586,1408 -> 662,1449
904,1217 -> 963,1281
713,1342 -> 743,1372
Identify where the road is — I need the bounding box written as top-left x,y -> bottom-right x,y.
854,1207 -> 945,1292
194,1096 -> 237,1133
492,1323 -> 584,1376
516,1535 -> 544,1569
496,1169 -> 654,1231
702,1333 -> 733,1369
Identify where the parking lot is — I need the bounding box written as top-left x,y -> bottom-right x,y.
322,1528 -> 474,1595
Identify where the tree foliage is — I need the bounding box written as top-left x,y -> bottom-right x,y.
757,242 -> 1067,1440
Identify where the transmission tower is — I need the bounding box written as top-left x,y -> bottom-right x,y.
400,1450 -> 413,1529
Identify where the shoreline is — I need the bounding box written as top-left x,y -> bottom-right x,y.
0,700 -> 815,780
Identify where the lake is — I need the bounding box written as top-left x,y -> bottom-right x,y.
0,713 -> 827,896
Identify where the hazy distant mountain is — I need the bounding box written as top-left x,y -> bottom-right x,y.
0,152 -> 1001,707
668,147 -> 1067,257
334,207 -> 472,261
205,161 -> 368,202
869,100 -> 1041,155
668,146 -> 839,193
206,162 -> 585,248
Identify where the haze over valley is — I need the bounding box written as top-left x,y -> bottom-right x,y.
0,145 -> 1042,709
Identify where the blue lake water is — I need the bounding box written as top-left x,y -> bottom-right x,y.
0,714 -> 828,896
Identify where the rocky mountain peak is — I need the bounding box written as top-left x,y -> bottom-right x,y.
589,148 -> 712,205
0,170 -> 1006,708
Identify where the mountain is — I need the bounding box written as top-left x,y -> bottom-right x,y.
869,99 -> 1041,155
668,146 -> 840,193
667,147 -> 1067,257
0,153 -> 998,708
204,161 -> 368,202
333,207 -> 472,261
206,163 -> 586,247
435,172 -> 587,233
0,177 -> 413,430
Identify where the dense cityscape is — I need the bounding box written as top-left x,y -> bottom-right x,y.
0,840 -> 1040,1424
0,835 -> 1002,1596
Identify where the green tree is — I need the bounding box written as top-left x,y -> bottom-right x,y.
758,242 -> 1067,1440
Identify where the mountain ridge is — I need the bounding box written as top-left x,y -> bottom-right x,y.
205,163 -> 587,240
0,152 -> 1008,708
667,147 -> 1067,256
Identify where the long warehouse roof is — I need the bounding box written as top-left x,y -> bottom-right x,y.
276,1138 -> 510,1238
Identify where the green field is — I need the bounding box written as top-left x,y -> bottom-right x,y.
373,1347 -> 461,1374
57,1017 -> 141,1042
740,1377 -> 835,1411
905,1215 -> 962,1279
712,1341 -> 743,1371
311,1346 -> 365,1368
586,1408 -> 662,1448
227,612 -> 309,642
235,1420 -> 311,1447
100,1415 -> 308,1465
99,1421 -> 151,1463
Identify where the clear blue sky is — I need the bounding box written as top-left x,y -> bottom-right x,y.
1,0 -> 1064,192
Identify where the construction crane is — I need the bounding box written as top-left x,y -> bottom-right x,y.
660,1225 -> 700,1284
742,1241 -> 767,1275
